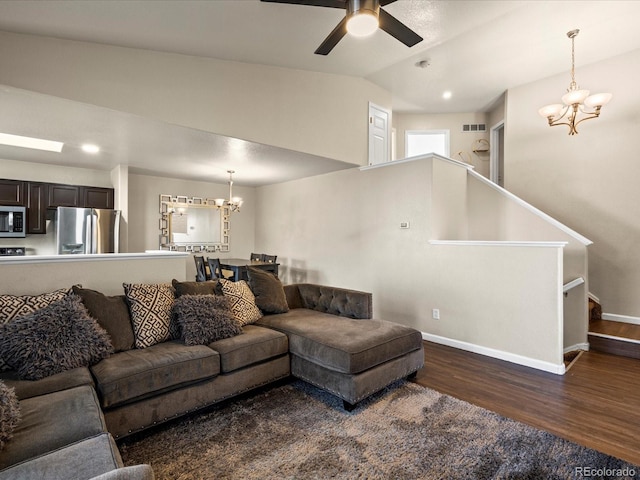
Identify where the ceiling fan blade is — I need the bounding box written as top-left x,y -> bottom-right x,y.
379,0 -> 397,6
260,0 -> 345,8
314,17 -> 348,55
378,8 -> 423,47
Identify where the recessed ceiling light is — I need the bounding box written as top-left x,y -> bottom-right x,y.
443,91 -> 453,100
0,132 -> 63,152
81,144 -> 100,154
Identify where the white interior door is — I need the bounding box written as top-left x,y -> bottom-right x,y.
368,102 -> 390,165
490,121 -> 505,187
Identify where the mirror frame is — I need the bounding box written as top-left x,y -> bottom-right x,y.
159,194 -> 230,252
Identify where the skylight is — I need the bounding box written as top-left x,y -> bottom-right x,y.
0,132 -> 64,153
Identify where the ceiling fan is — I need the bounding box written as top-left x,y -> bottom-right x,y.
260,0 -> 423,55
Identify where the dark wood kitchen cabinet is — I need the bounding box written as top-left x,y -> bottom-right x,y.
27,182 -> 48,234
48,184 -> 81,208
82,186 -> 114,209
0,180 -> 26,206
47,184 -> 114,209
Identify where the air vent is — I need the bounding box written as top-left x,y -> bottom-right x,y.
462,124 -> 486,132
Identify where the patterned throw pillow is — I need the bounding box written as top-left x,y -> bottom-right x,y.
0,287 -> 73,323
0,296 -> 114,381
123,283 -> 176,349
172,295 -> 242,345
219,280 -> 263,326
0,380 -> 20,451
0,287 -> 74,371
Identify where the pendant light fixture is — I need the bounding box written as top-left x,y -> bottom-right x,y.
214,170 -> 243,213
538,29 -> 612,135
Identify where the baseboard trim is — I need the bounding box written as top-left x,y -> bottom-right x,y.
564,343 -> 589,353
601,313 -> 640,326
422,332 -> 565,375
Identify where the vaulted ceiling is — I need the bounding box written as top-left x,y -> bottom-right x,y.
0,0 -> 639,185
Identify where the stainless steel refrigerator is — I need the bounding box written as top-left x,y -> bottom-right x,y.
56,207 -> 120,254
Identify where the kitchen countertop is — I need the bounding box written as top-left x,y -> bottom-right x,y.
0,251 -> 188,265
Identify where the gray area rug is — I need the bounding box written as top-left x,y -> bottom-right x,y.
119,380 -> 638,479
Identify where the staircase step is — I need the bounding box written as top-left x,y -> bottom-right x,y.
588,332 -> 640,360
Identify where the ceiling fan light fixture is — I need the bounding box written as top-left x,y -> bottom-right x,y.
346,11 -> 378,37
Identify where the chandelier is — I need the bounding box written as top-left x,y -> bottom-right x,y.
538,29 -> 612,135
214,170 -> 243,213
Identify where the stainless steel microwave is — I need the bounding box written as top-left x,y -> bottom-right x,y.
0,206 -> 26,237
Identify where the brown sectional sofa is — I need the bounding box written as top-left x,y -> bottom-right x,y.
0,282 -> 424,479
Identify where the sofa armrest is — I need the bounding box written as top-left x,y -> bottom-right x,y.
283,284 -> 372,319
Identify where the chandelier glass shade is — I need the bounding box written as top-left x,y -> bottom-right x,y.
214,170 -> 243,213
538,29 -> 612,135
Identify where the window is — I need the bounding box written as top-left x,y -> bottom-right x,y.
405,130 -> 450,158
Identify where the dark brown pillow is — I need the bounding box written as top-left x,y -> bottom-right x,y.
172,295 -> 242,345
171,279 -> 223,298
0,296 -> 114,381
72,286 -> 135,352
246,266 -> 289,314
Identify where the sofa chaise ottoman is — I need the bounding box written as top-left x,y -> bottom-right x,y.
257,284 -> 424,409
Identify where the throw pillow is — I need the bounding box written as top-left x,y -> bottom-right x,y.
0,380 -> 20,451
0,296 -> 114,381
246,266 -> 289,314
72,286 -> 135,352
171,279 -> 223,298
0,287 -> 74,372
123,283 -> 176,348
219,279 -> 263,326
172,295 -> 242,345
0,286 -> 74,323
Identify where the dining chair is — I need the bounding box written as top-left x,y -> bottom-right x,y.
250,252 -> 264,262
207,258 -> 234,281
262,254 -> 277,264
194,255 -> 209,282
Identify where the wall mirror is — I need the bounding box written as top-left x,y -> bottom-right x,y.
159,195 -> 230,252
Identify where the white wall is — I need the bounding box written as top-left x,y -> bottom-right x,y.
393,112 -> 491,177
256,157 -> 567,372
505,48 -> 640,318
0,31 -> 391,167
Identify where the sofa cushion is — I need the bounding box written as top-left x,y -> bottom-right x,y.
246,267 -> 289,314
256,309 -> 423,374
172,279 -> 222,297
0,287 -> 74,372
72,287 -> 135,352
172,295 -> 242,346
219,280 -> 263,326
123,283 -> 177,349
0,433 -> 124,480
90,341 -> 220,409
0,385 -> 107,470
0,296 -> 114,380
208,325 -> 289,373
0,380 -> 20,452
0,367 -> 94,401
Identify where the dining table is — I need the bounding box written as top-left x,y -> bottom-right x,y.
219,258 -> 279,282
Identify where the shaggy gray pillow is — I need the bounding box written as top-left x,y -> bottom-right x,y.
172,295 -> 242,346
0,295 -> 114,380
0,380 -> 20,451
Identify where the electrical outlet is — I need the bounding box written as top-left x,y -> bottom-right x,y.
432,308 -> 440,320
400,221 -> 410,229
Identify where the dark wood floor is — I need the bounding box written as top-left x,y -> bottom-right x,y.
413,341 -> 640,466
